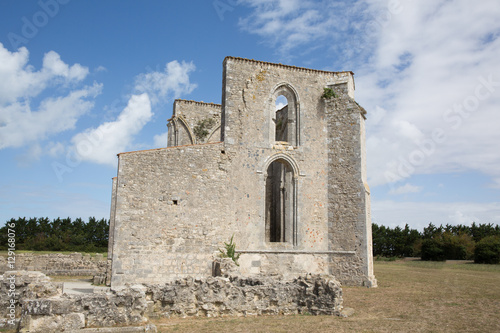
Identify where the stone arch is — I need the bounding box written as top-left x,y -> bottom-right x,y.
170,115 -> 195,146
261,154 -> 299,246
268,82 -> 300,146
262,153 -> 300,178
206,123 -> 221,143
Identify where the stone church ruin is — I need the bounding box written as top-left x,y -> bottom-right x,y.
1,57 -> 378,331
108,56 -> 377,289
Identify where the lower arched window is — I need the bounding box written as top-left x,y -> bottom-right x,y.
265,159 -> 294,243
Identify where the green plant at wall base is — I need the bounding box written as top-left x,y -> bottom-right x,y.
219,235 -> 241,266
321,87 -> 336,99
193,118 -> 216,141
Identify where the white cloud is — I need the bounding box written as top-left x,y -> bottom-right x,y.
0,83 -> 102,149
0,43 -> 89,105
153,132 -> 168,148
70,93 -> 152,167
389,183 -> 422,195
356,0 -> 500,187
449,210 -> 481,226
275,102 -> 286,110
134,60 -> 197,105
42,51 -> 88,82
0,43 -> 97,150
95,66 -> 107,73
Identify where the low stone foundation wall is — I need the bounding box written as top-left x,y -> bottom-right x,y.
147,274 -> 343,318
0,253 -> 107,276
1,266 -> 343,332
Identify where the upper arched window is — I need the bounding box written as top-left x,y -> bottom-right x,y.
275,95 -> 288,142
269,84 -> 299,146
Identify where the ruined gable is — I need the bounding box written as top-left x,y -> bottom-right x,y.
167,99 -> 222,146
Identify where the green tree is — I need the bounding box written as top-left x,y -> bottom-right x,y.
474,236 -> 500,264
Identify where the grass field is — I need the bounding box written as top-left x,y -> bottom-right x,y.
151,260 -> 500,332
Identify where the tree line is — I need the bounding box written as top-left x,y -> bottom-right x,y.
2,217 -> 499,263
373,222 -> 500,264
0,217 -> 109,253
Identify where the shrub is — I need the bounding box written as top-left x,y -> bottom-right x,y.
321,87 -> 336,99
421,232 -> 475,261
193,118 -> 216,141
474,236 -> 500,264
421,238 -> 446,261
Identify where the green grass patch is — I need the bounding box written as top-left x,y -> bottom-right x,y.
403,259 -> 500,272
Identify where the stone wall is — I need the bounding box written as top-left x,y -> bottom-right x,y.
1,265 -> 343,332
0,253 -> 107,276
111,142 -> 235,287
325,83 -> 376,287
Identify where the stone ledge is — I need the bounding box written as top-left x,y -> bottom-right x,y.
237,250 -> 356,255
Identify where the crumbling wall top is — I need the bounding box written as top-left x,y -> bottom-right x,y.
224,56 -> 355,76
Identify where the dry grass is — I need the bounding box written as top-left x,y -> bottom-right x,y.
151,260 -> 500,332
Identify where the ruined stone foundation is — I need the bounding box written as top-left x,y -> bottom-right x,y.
1,264 -> 343,332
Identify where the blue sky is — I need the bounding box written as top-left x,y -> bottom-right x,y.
0,0 -> 499,230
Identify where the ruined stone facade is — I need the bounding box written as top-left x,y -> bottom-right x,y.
109,57 -> 377,288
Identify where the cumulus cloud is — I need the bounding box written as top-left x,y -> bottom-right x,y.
70,93 -> 152,167
42,51 -> 88,82
359,0 -> 500,187
134,60 -> 197,105
0,43 -> 97,150
0,43 -> 89,105
0,83 -> 102,149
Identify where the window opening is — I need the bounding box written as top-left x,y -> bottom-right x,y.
265,159 -> 293,242
274,95 -> 288,143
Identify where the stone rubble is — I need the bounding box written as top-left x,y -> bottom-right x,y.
1,262 -> 343,332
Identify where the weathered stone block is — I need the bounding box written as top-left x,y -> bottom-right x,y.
20,313 -> 85,333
